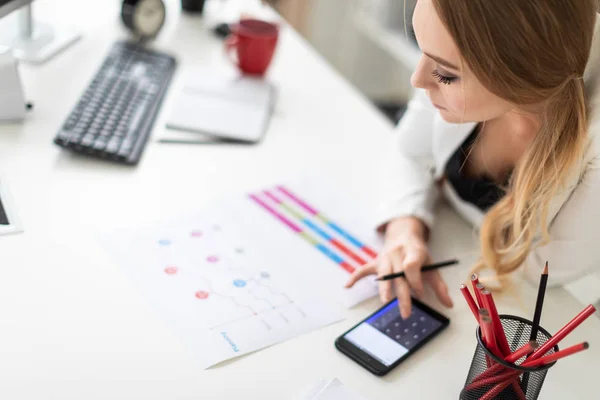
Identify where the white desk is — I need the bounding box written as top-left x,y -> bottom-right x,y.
0,1 -> 598,399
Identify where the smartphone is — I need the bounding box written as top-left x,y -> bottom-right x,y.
335,298 -> 450,376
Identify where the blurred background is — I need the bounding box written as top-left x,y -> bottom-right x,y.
270,0 -> 419,124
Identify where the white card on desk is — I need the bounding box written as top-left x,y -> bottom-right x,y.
302,378 -> 369,400
166,72 -> 276,143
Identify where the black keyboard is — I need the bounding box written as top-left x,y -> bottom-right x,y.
54,41 -> 177,165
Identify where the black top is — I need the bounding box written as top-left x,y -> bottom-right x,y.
444,129 -> 507,211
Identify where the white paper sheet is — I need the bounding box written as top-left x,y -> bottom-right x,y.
101,180 -> 381,368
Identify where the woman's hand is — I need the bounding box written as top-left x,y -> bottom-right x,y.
344,217 -> 453,318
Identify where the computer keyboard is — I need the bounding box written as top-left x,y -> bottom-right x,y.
54,41 -> 177,165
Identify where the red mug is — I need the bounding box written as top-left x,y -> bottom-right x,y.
225,19 -> 279,75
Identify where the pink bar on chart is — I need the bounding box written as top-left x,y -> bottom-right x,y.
248,194 -> 302,233
276,185 -> 319,215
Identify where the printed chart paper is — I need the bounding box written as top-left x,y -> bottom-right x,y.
102,181 -> 381,367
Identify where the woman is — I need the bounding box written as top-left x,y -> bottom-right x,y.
346,0 -> 600,319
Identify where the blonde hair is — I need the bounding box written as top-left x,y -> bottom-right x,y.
431,0 -> 597,286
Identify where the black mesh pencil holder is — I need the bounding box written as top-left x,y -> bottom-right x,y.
460,315 -> 559,400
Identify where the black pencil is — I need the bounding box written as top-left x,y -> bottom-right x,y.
522,261 -> 550,394
529,261 -> 549,342
375,259 -> 459,281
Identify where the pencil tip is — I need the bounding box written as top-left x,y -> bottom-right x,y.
530,340 -> 539,349
543,262 -> 548,275
584,342 -> 590,349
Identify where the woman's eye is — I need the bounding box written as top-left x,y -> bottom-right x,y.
432,69 -> 457,85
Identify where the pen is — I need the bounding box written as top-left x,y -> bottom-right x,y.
376,259 -> 459,281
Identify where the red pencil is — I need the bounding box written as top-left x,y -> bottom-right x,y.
482,290 -> 512,356
527,304 -> 596,361
461,284 -> 480,322
465,369 -> 521,391
478,308 -> 489,341
476,283 -> 486,302
480,343 -> 590,400
471,274 -> 483,308
475,304 -> 596,385
505,341 -> 538,363
481,377 -> 523,400
482,342 -> 590,390
471,341 -> 538,384
478,313 -> 526,400
522,342 -> 589,368
480,314 -> 502,357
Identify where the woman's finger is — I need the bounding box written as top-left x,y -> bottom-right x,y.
344,261 -> 377,288
423,270 -> 454,308
402,249 -> 426,298
387,250 -> 412,318
395,276 -> 412,319
377,256 -> 394,303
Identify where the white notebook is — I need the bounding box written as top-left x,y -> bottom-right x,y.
166,72 -> 276,143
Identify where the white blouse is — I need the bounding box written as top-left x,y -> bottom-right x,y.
375,16 -> 600,287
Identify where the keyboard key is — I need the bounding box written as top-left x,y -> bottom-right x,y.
55,131 -> 72,143
93,138 -> 107,151
71,128 -> 85,137
106,138 -> 122,154
81,135 -> 96,147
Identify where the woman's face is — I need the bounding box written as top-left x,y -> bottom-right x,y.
411,0 -> 514,123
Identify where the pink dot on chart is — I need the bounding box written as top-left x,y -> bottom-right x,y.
164,266 -> 178,275
191,230 -> 203,237
207,255 -> 219,263
195,291 -> 210,299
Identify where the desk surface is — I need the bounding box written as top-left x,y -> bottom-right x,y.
0,1 -> 597,399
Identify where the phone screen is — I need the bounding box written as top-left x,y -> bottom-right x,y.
342,299 -> 445,367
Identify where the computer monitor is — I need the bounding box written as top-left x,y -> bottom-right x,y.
0,0 -> 80,64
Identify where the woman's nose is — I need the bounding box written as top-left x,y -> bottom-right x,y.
411,55 -> 437,90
